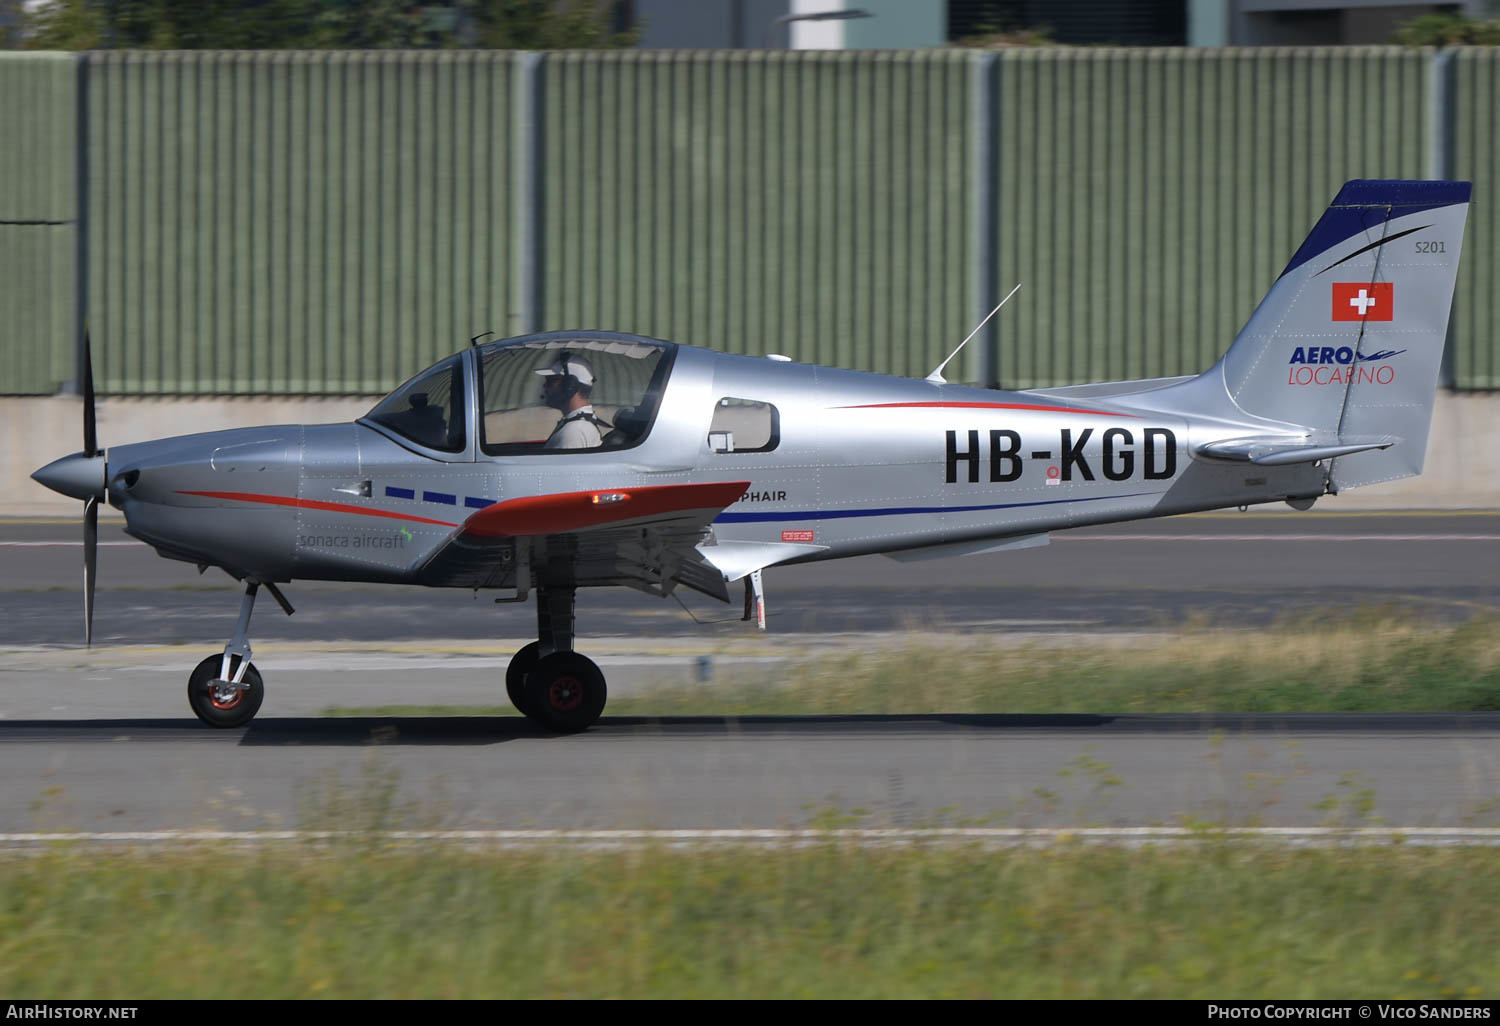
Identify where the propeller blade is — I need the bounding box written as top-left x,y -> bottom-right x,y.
84,496 -> 97,647
82,328 -> 98,458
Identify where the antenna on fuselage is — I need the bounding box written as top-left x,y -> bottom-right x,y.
925,283 -> 1021,384
470,330 -> 495,347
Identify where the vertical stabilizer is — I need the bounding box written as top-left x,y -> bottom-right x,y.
1211,180 -> 1469,491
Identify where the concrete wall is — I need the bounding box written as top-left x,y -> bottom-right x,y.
7,392 -> 1497,518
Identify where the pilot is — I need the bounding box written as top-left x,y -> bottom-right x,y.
536,353 -> 608,449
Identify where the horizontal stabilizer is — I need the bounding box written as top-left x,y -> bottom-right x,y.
1195,436 -> 1396,467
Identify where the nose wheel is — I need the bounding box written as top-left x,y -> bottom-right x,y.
185,580 -> 291,729
188,653 -> 264,728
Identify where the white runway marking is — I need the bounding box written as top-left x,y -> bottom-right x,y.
3,827 -> 1499,850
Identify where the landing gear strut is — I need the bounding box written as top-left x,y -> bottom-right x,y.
505,585 -> 607,732
186,581 -> 291,729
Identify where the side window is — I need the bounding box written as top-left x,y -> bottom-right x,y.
708,398 -> 779,454
366,355 -> 467,453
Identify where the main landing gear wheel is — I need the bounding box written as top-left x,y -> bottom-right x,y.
187,653 -> 264,728
506,641 -> 544,716
523,652 -> 607,733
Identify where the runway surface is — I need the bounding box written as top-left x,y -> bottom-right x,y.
1,513 -> 1497,836
3,713 -> 1499,833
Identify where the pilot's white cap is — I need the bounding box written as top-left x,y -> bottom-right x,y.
535,353 -> 594,388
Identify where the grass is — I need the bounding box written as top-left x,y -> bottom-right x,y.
322,615 -> 1500,718
0,841 -> 1496,998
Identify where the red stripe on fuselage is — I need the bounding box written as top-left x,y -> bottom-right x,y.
836,402 -> 1136,417
175,491 -> 460,527
462,481 -> 751,538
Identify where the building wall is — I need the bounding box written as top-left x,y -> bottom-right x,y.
634,0 -> 790,50
1230,1 -> 1492,46
844,0 -> 945,49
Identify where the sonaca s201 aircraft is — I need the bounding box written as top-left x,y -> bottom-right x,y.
32,180 -> 1471,732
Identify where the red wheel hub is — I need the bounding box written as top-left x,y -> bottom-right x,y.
209,683 -> 244,710
548,676 -> 585,713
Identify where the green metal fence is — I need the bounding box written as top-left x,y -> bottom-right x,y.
540,50 -> 973,379
0,48 -> 1495,395
0,52 -> 76,394
1450,49 -> 1500,390
87,50 -> 521,394
991,47 -> 1432,388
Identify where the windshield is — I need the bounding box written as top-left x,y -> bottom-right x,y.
478,336 -> 674,455
365,354 -> 467,453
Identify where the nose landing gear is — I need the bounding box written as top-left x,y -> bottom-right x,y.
186,581 -> 292,729
187,653 -> 264,728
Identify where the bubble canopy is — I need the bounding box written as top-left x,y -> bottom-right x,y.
365,333 -> 678,456
477,334 -> 676,455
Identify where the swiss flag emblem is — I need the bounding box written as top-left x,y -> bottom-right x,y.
1332,282 -> 1393,322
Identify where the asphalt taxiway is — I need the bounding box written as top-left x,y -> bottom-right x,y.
1,512 -> 1496,835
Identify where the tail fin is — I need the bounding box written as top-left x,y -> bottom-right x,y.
1213,180 -> 1470,491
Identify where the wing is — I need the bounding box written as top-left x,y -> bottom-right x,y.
418,480 -> 750,602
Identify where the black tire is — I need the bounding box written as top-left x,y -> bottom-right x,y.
187,653 -> 264,728
506,641 -> 544,716
523,652 -> 607,733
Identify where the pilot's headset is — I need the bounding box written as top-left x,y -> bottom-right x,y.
536,352 -> 595,401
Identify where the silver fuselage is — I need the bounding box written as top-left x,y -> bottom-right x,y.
103,338 -> 1325,589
